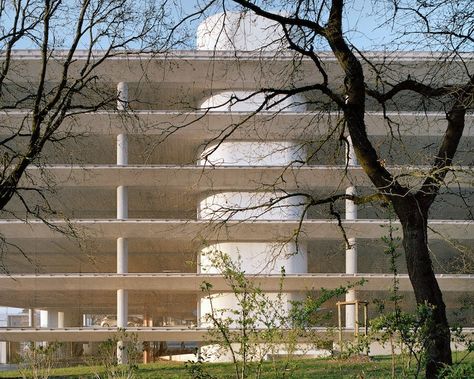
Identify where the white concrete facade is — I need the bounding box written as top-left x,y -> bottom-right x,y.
0,11 -> 473,363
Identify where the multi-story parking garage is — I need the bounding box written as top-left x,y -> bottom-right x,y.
0,13 -> 473,363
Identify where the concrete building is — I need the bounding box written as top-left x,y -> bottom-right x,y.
0,13 -> 473,362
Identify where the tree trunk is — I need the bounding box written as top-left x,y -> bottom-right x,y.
398,200 -> 452,378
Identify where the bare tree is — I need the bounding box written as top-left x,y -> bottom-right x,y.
182,1 -> 474,377
0,0 -> 175,229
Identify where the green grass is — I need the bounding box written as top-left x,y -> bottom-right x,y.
1,354 -> 472,378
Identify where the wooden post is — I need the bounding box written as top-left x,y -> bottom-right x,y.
143,316 -> 149,364
354,300 -> 359,338
364,302 -> 368,336
337,301 -> 342,349
336,300 -> 369,350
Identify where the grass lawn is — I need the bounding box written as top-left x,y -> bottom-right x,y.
1,354 -> 472,378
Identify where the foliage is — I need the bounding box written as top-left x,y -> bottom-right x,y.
438,360 -> 474,379
347,213 -> 474,378
2,355 -> 474,379
186,353 -> 217,379
182,1 -> 474,376
18,341 -> 61,379
189,249 -> 354,379
88,329 -> 142,379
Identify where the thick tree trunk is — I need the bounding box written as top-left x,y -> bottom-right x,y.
398,201 -> 452,378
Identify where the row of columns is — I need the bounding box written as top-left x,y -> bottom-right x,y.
116,83 -> 360,332
32,82 -> 130,363
36,85 -> 359,341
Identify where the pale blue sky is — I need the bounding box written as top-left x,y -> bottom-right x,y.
5,0 -> 408,51
178,0 -> 400,50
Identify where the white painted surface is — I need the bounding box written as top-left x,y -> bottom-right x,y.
199,141 -> 306,166
199,292 -> 302,329
200,242 -> 307,274
117,82 -> 128,111
28,309 -> 35,328
40,310 -> 58,328
200,342 -> 332,363
345,238 -> 357,275
116,186 -> 128,220
346,135 -> 358,167
196,81 -> 308,341
345,186 -> 357,220
198,192 -> 306,220
57,312 -> 65,329
345,237 -> 358,327
200,91 -> 306,112
117,238 -> 128,274
344,289 -> 356,329
344,135 -> 358,328
117,290 -> 128,329
197,12 -> 286,51
117,133 -> 128,166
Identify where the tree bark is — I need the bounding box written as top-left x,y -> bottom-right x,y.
396,198 -> 452,378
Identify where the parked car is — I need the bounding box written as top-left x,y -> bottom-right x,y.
100,315 -> 143,327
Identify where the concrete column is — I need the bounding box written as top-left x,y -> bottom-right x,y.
117,186 -> 128,220
345,135 -> 358,329
28,309 -> 35,328
40,310 -> 47,328
345,238 -> 357,275
117,134 -> 128,166
116,85 -> 129,363
345,238 -> 357,328
117,290 -> 128,327
57,312 -> 65,328
40,310 -> 59,328
345,186 -> 357,221
116,185 -> 129,336
346,135 -> 358,167
117,238 -> 128,274
117,82 -> 129,111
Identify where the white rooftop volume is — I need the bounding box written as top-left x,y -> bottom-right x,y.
197,11 -> 286,51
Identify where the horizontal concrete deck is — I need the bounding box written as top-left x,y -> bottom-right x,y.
0,273 -> 471,292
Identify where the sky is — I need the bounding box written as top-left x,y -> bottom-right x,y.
5,0 -> 401,51
178,0 -> 401,51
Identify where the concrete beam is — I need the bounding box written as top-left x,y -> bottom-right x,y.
2,111 -> 473,138
0,326 -> 367,343
1,325 -> 473,343
0,273 -> 471,292
21,165 -> 474,189
0,219 -> 471,240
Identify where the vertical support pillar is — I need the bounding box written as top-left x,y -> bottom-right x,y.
57,312 -> 65,328
346,135 -> 358,167
117,134 -> 128,166
116,82 -> 129,364
117,237 -> 129,335
345,134 -> 358,329
117,82 -> 129,111
45,311 -> 58,328
117,238 -> 128,274
28,309 -> 35,328
117,187 -> 128,219
345,237 -> 357,329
